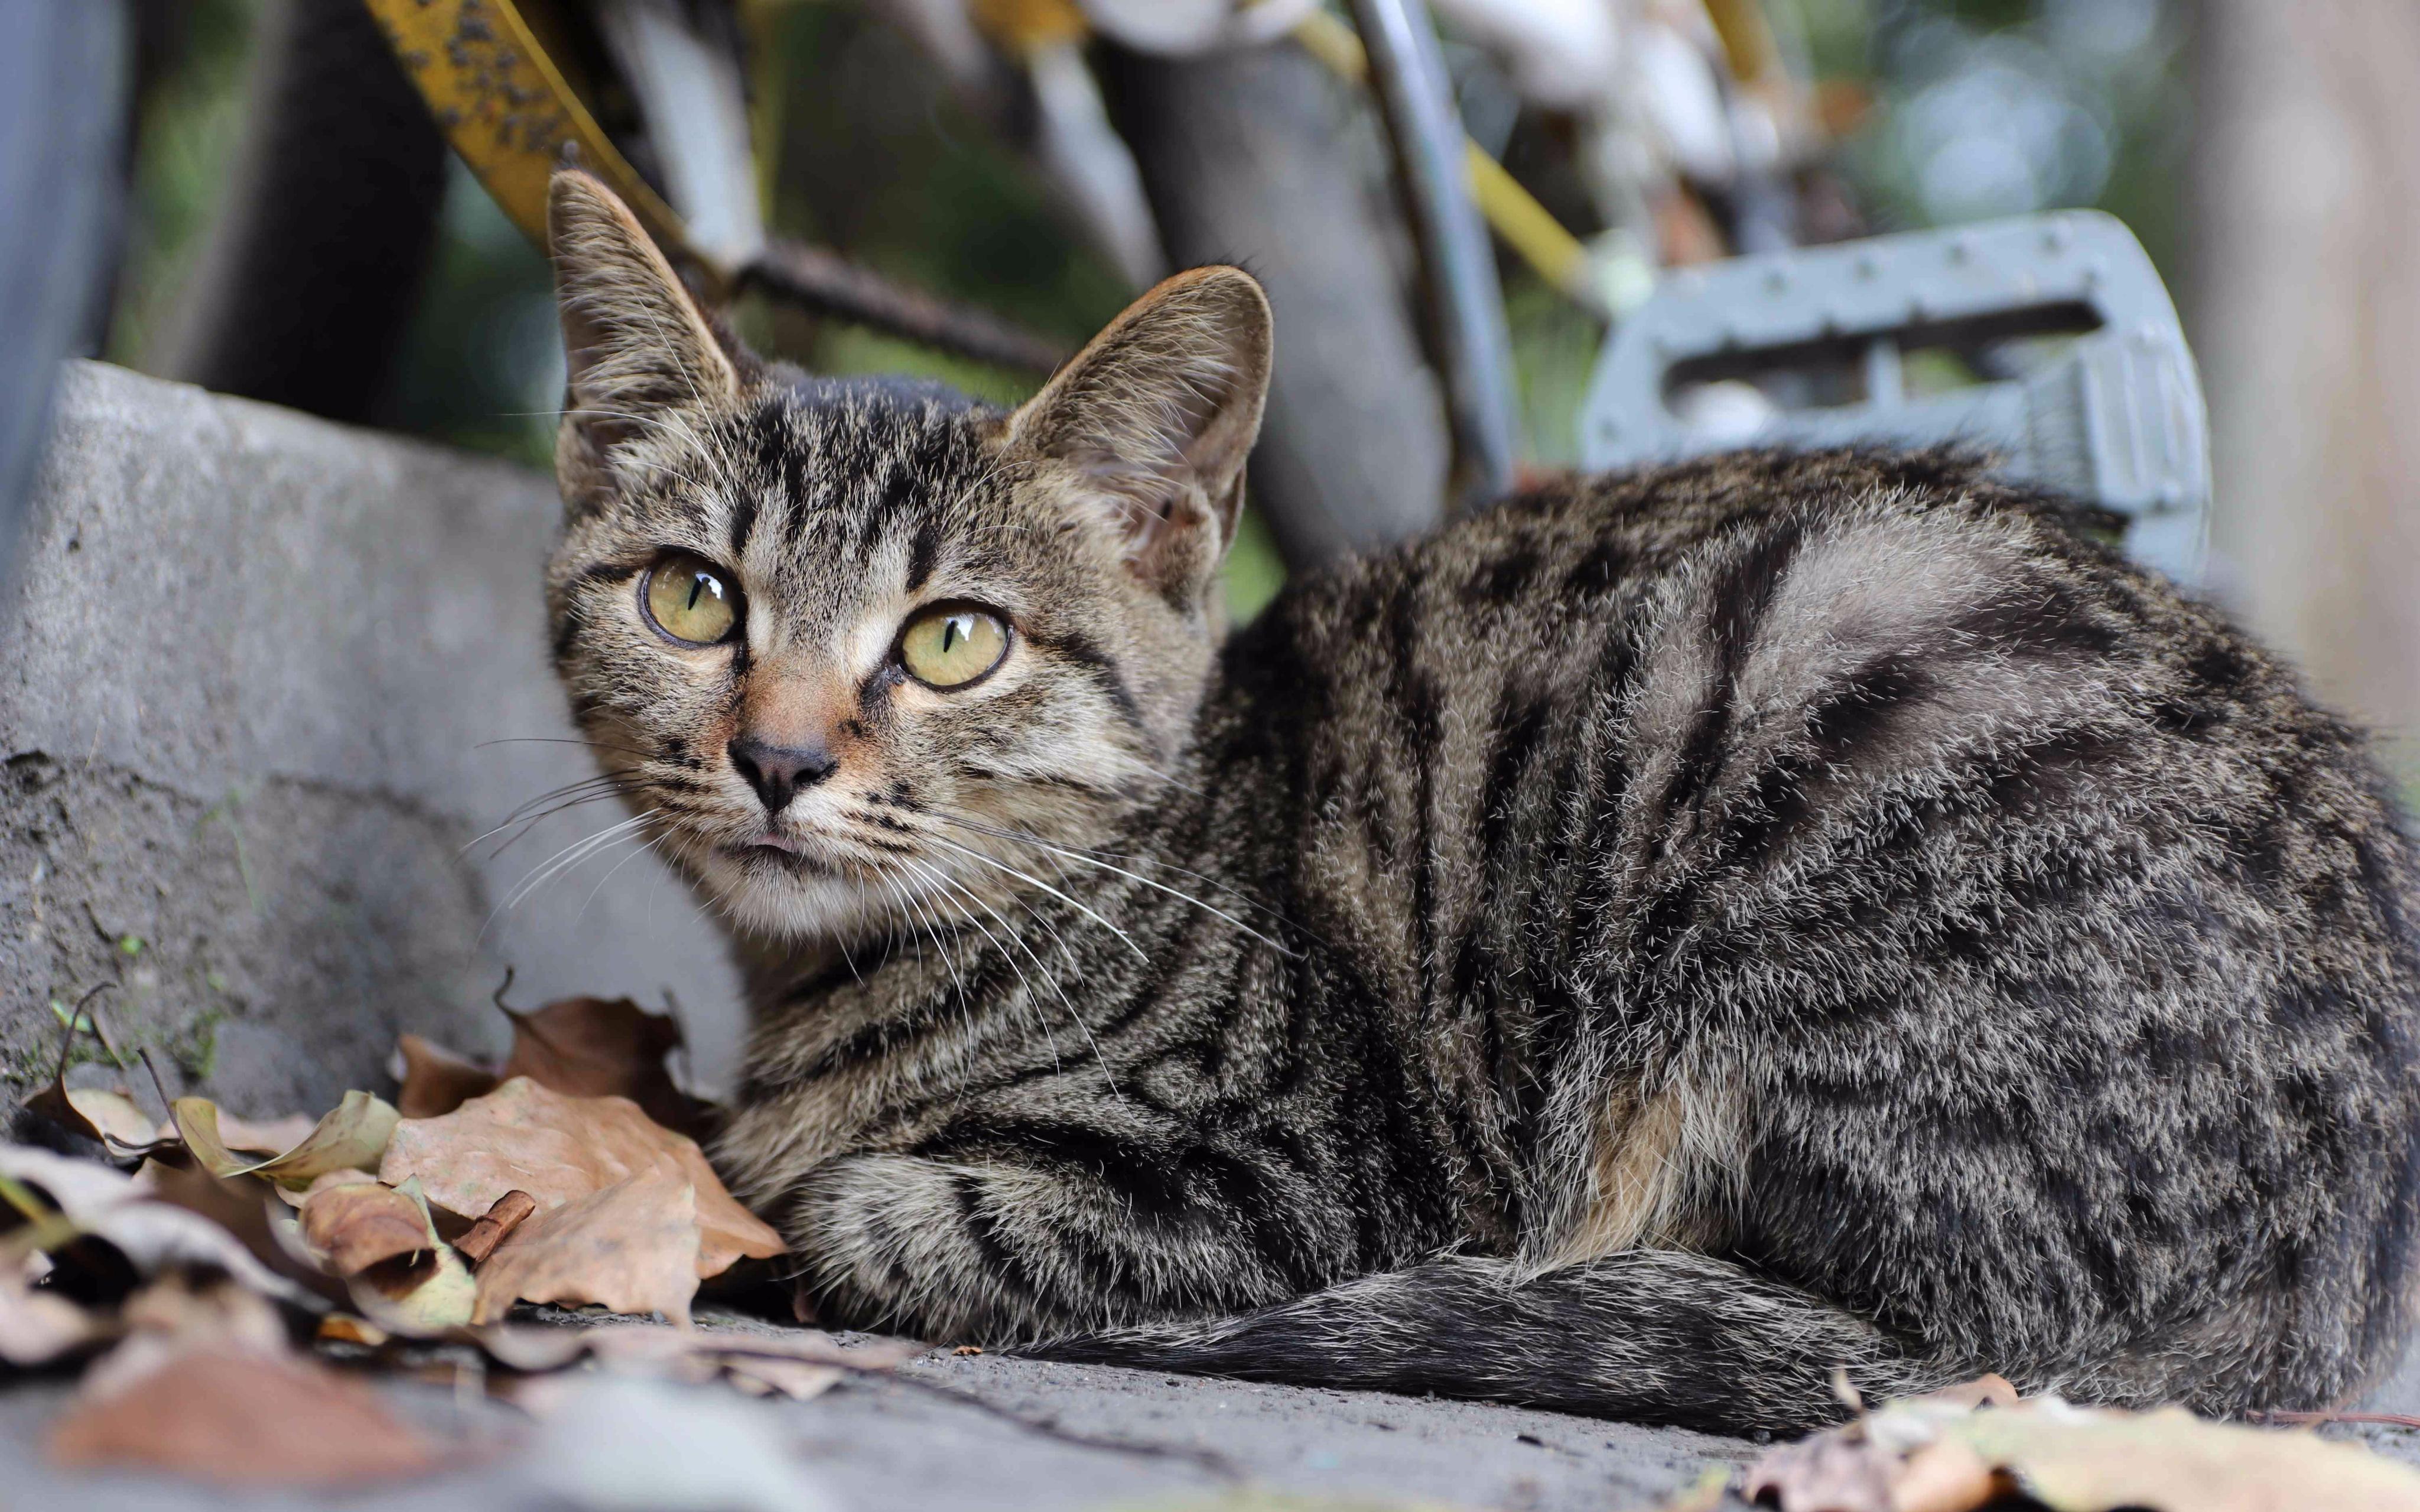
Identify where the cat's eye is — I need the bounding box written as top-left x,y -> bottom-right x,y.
643,551 -> 742,646
899,605 -> 1009,689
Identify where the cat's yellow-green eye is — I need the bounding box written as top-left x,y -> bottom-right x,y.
643,551 -> 741,646
900,605 -> 1009,689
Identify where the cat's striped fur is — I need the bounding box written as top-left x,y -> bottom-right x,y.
541,171 -> 2420,1435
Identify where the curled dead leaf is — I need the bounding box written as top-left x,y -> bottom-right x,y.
1959,1403 -> 2420,1511
174,1090 -> 399,1191
379,1077 -> 779,1278
0,1145 -> 314,1307
317,1313 -> 391,1348
83,1270 -> 291,1401
22,1084 -> 170,1159
137,1160 -> 351,1308
301,1179 -> 437,1278
499,996 -> 717,1141
723,1357 -> 843,1399
341,1179 -> 476,1338
394,997 -> 714,1138
1745,1379 -> 2420,1512
0,1259 -> 102,1367
201,1110 -> 320,1157
466,1317 -> 920,1398
47,1345 -> 434,1485
395,1032 -> 499,1120
456,1188 -> 538,1267
471,1158 -> 701,1325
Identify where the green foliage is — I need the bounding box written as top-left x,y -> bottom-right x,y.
106,0 -> 261,367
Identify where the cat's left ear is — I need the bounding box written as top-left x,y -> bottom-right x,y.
1007,266 -> 1273,601
547,170 -> 741,508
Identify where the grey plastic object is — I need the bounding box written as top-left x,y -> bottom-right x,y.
1578,211 -> 2210,582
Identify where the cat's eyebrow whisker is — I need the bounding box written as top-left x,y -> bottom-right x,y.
917,832 -> 1150,964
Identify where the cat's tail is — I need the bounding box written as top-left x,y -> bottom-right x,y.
1024,1249 -> 1950,1437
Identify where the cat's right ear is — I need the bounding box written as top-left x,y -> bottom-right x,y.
547,170 -> 739,509
1007,266 -> 1273,603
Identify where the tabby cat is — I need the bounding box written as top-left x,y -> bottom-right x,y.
540,170 -> 2420,1436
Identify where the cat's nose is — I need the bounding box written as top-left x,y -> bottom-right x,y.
728,735 -> 838,815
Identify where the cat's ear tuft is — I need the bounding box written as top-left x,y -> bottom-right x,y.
548,170 -> 739,502
1007,266 -> 1273,600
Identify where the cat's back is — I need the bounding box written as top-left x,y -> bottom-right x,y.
1219,449 -> 2420,1410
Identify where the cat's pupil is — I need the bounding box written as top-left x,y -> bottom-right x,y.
687,576 -> 708,612
942,617 -> 963,654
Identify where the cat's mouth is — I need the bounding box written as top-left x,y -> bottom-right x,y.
724,829 -> 847,877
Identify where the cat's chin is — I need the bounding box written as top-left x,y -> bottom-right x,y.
690,845 -> 901,946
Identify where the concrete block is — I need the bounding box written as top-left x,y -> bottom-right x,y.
0,361 -> 742,1117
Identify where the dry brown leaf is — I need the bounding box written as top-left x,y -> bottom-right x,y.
0,1260 -> 102,1366
0,1145 -> 313,1306
379,1077 -> 780,1277
174,1090 -> 399,1191
721,1357 -> 843,1400
395,1032 -> 500,1119
36,1086 -> 168,1155
499,996 -> 717,1141
137,1161 -> 352,1308
342,1179 -> 477,1338
467,1317 -> 919,1396
1960,1404 -> 2420,1511
83,1271 -> 291,1401
471,1158 -> 702,1325
48,1345 -> 434,1485
1891,1439 -> 2005,1512
317,1313 -> 391,1348
1744,1423 -> 1899,1512
1746,1383 -> 2420,1512
300,1179 -> 437,1277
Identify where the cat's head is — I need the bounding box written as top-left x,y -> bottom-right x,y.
539,172 -> 1271,944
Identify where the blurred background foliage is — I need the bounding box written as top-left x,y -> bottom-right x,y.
113,0 -> 2195,441
106,0 -> 2194,627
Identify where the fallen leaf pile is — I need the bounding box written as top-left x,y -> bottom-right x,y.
3,991 -> 901,1490
1733,1373 -> 2420,1512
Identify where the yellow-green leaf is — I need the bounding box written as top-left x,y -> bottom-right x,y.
174,1092 -> 399,1190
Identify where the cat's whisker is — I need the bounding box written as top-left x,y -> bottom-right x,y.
476,787 -> 653,866
886,862 -> 968,1003
938,813 -> 1295,929
475,735 -> 661,761
575,825 -> 678,924
464,774 -> 645,857
483,809 -> 662,937
502,812 -> 658,913
917,832 -> 1149,964
900,855 -> 1085,1080
932,815 -> 1294,956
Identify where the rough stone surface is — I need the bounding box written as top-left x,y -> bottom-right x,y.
0,361 -> 745,1116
